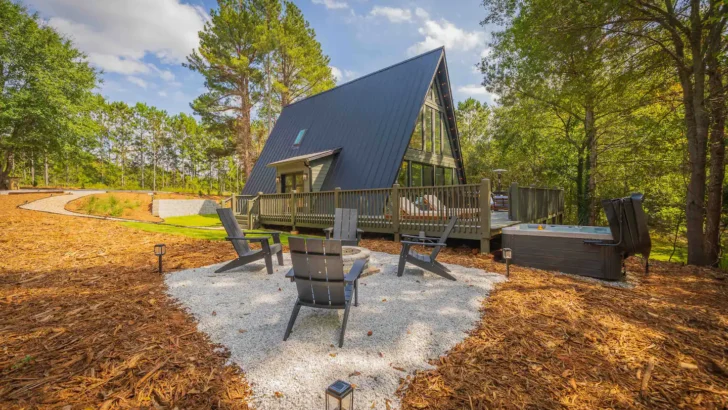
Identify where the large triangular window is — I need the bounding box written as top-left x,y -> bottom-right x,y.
408,80 -> 455,158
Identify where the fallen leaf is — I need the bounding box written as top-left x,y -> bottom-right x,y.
680,362 -> 698,370
367,330 -> 373,336
330,353 -> 337,358
238,329 -> 247,334
211,311 -> 216,316
349,371 -> 361,377
274,391 -> 283,398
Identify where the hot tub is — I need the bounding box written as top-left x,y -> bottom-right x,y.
502,224 -> 623,280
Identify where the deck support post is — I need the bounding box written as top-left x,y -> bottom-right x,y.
290,190 -> 297,232
392,184 -> 400,242
334,187 -> 341,209
231,193 -> 237,215
480,179 -> 491,254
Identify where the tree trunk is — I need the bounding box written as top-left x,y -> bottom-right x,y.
576,147 -> 588,225
44,153 -> 49,186
704,55 -> 726,265
584,105 -> 598,225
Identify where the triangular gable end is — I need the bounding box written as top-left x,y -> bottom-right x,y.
395,50 -> 467,187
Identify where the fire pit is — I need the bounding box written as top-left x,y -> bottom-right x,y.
342,246 -> 372,276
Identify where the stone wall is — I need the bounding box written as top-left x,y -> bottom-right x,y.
153,199 -> 221,218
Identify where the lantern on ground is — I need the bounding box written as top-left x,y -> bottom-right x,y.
154,244 -> 166,274
326,380 -> 353,410
502,248 -> 512,278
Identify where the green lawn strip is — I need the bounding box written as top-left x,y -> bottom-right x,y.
649,233 -> 687,264
121,221 -> 317,245
163,214 -> 222,227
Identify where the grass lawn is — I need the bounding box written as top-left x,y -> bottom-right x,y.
121,221 -> 311,245
650,234 -> 687,264
163,214 -> 222,227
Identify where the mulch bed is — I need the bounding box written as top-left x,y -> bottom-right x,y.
0,194 -> 250,409
359,241 -> 728,409
2,196 -> 726,409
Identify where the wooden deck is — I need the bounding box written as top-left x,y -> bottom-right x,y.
233,180 -> 564,253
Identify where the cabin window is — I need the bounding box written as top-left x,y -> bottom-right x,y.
409,111 -> 423,150
435,167 -> 445,185
423,165 -> 434,186
424,107 -> 433,152
398,162 -> 408,186
444,168 -> 453,185
442,114 -> 453,157
293,129 -> 307,147
411,163 -> 423,187
282,172 -> 304,193
435,113 -> 442,155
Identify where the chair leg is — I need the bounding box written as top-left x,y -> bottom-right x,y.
283,301 -> 302,341
264,253 -> 274,275
276,248 -> 284,266
215,258 -> 247,273
429,262 -> 456,281
397,245 -> 409,277
354,280 -> 358,307
339,302 -> 352,348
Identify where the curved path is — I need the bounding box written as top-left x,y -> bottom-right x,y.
17,190 -> 129,220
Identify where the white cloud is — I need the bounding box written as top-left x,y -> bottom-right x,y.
458,84 -> 488,95
127,76 -> 148,89
414,8 -> 429,20
408,19 -> 485,55
312,0 -> 349,10
370,6 -> 411,23
30,0 -> 207,75
330,66 -> 358,83
158,90 -> 168,97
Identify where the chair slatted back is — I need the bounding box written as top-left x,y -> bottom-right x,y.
431,216 -> 457,260
332,208 -> 358,242
217,208 -> 250,255
423,195 -> 444,211
289,237 -> 347,307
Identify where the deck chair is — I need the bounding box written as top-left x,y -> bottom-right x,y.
397,216 -> 458,281
284,237 -> 366,347
216,208 -> 284,275
323,208 -> 363,246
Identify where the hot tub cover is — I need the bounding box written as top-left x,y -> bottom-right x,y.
601,193 -> 651,262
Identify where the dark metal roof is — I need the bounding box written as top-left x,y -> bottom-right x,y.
243,47 -> 453,195
265,148 -> 341,167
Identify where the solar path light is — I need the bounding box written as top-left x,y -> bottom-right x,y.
326,380 -> 353,410
154,244 -> 166,274
502,247 -> 512,278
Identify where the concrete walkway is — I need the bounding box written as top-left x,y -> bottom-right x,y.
17,190 -> 131,221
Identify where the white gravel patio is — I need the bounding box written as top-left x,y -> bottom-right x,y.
165,250 -> 505,409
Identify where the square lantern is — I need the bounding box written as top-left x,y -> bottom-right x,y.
502,248 -> 512,278
326,380 -> 353,410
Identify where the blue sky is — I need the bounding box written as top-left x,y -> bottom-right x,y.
26,0 -> 496,116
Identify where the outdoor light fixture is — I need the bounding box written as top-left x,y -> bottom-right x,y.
326,380 -> 353,410
154,244 -> 166,274
493,169 -> 508,192
502,248 -> 512,278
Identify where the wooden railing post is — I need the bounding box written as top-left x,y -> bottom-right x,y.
231,193 -> 237,214
334,187 -> 341,209
392,184 -> 400,242
290,190 -> 297,231
479,178 -> 491,254
509,182 -> 519,221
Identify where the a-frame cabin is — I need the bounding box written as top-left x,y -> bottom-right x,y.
242,47 -> 466,195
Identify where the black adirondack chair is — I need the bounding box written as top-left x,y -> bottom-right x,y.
397,216 -> 458,281
216,208 -> 284,275
284,237 -> 366,347
324,208 -> 363,246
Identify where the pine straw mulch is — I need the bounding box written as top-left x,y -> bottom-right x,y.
65,192 -> 226,222
358,240 -> 728,409
0,194 -> 251,409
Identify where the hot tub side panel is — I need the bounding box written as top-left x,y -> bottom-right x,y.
502,234 -> 623,280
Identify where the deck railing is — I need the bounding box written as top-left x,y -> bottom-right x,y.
233,179 -> 563,253
508,183 -> 564,224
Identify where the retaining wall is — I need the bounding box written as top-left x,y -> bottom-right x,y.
153,199 -> 220,218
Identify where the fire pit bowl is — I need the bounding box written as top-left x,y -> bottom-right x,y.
342,246 -> 371,275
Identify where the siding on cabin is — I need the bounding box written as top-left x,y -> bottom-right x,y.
310,157 -> 333,192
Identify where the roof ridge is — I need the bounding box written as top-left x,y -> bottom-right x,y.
283,47 -> 444,109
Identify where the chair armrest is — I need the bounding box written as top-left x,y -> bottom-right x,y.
285,269 -> 295,282
226,236 -> 269,244
344,259 -> 366,283
401,240 -> 445,247
400,234 -> 439,243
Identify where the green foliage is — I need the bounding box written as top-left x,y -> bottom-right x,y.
78,195 -> 140,218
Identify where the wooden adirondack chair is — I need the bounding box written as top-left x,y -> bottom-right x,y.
284,237 -> 366,347
323,208 -> 363,246
216,208 -> 284,275
397,216 -> 458,281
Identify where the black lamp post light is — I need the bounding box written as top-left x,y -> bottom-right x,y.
326,380 -> 354,410
502,247 -> 512,278
154,244 -> 166,274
